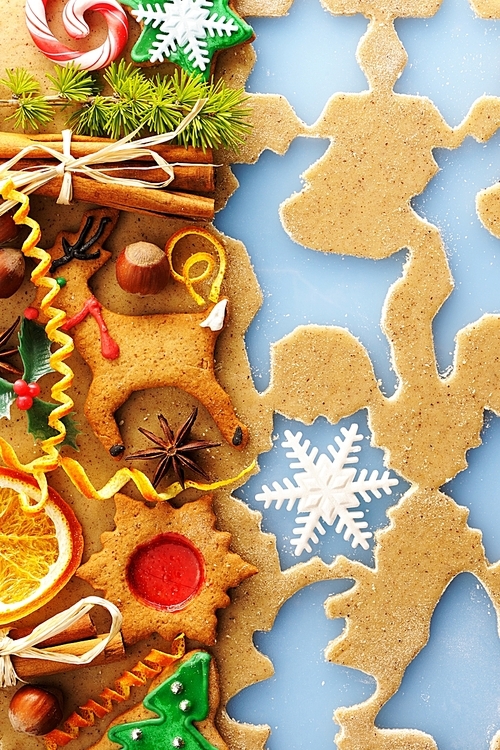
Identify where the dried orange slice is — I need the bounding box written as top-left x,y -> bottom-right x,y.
0,468 -> 83,625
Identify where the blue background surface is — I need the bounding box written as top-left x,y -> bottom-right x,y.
214,0 -> 500,747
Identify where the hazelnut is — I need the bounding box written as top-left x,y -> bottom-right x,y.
9,684 -> 64,736
0,247 -> 25,298
0,213 -> 18,246
116,241 -> 170,296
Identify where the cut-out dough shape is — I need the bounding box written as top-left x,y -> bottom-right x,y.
263,2 -> 500,748
280,18 -> 500,259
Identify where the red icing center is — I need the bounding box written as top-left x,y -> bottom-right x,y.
126,533 -> 204,611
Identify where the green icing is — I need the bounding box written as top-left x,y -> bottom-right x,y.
120,0 -> 254,80
107,651 -> 218,750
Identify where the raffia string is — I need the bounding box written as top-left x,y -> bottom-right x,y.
0,99 -> 206,213
0,597 -> 122,688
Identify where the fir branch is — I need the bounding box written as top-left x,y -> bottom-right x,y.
103,63 -> 152,137
144,75 -> 180,134
0,64 -> 252,150
68,95 -> 110,136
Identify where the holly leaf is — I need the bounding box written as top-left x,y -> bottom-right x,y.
19,317 -> 53,384
26,398 -> 80,450
0,378 -> 15,419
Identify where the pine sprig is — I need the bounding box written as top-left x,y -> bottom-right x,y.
0,64 -> 251,151
46,63 -> 97,103
8,96 -> 52,131
0,68 -> 40,97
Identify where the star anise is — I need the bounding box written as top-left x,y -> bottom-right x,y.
126,408 -> 221,489
0,317 -> 21,378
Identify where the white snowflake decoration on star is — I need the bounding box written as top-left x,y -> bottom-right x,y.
256,423 -> 398,556
132,0 -> 240,67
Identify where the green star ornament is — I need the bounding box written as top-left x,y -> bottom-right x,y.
121,0 -> 254,80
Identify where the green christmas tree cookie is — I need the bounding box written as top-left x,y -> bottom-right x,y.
107,651 -> 218,749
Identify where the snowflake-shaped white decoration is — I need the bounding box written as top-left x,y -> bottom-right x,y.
256,423 -> 398,556
132,0 -> 240,68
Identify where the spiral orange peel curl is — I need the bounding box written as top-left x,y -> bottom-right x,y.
166,226 -> 227,305
0,184 -> 254,510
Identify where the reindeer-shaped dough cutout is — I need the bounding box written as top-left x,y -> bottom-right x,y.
34,209 -> 249,458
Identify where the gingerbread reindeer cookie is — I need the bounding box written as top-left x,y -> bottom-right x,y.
33,209 -> 249,458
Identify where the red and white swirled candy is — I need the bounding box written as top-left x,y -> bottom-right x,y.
25,0 -> 129,71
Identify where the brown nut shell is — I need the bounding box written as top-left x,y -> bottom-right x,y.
116,241 -> 170,296
0,247 -> 25,298
9,684 -> 64,736
0,213 -> 18,246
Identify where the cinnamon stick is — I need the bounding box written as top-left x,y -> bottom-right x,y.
34,174 -> 215,220
9,614 -> 97,648
0,132 -> 213,164
12,634 -> 125,680
13,158 -> 215,195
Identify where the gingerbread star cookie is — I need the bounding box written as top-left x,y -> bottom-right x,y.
77,493 -> 257,645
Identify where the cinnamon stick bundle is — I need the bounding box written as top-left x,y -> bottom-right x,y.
9,615 -> 125,679
0,131 -> 216,219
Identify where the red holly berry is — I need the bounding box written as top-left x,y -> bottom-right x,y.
13,379 -> 29,396
16,396 -> 33,411
23,307 -> 39,320
27,383 -> 41,397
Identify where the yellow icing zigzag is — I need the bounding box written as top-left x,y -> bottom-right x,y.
0,183 -> 254,509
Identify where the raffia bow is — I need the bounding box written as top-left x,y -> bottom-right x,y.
0,99 -> 206,214
0,596 -> 122,687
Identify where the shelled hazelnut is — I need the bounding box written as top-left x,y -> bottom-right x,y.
9,684 -> 63,736
116,241 -> 170,296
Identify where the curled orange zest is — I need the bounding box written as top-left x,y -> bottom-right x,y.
43,635 -> 186,749
166,226 -> 227,305
59,456 -> 256,503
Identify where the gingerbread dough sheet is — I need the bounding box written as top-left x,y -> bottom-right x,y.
1,1 -> 500,750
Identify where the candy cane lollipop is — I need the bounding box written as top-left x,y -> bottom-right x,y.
25,0 -> 128,71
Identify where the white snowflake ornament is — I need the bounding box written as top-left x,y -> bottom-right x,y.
122,0 -> 254,78
256,423 -> 398,556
